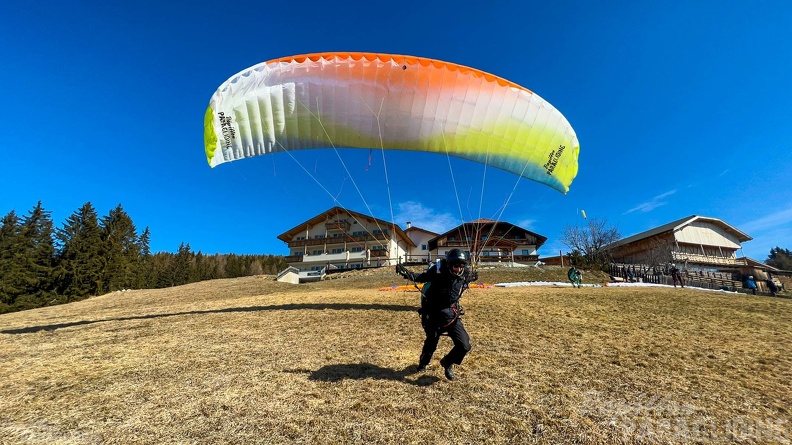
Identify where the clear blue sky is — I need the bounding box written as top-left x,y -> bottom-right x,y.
3,1 -> 791,261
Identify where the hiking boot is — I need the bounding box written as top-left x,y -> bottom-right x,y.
440,357 -> 455,380
417,352 -> 431,372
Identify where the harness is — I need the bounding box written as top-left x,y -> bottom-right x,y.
401,261 -> 467,335
419,281 -> 462,333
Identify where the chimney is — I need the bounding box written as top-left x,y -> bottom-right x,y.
406,221 -> 412,229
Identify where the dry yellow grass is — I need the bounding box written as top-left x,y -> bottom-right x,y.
1,268 -> 790,444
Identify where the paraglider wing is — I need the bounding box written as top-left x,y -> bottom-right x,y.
204,52 -> 579,193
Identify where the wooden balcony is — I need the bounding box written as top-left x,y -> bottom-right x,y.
512,254 -> 540,262
436,240 -> 472,247
370,249 -> 389,257
479,254 -> 539,263
325,221 -> 351,231
435,238 -> 528,248
672,252 -> 745,265
287,238 -> 326,248
284,250 -> 389,265
287,233 -> 389,248
404,253 -> 539,264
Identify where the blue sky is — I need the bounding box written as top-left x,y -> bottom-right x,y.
3,1 -> 791,261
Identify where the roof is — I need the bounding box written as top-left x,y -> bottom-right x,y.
606,215 -> 752,250
467,218 -> 498,225
277,206 -> 416,247
428,219 -> 547,248
741,257 -> 782,272
405,226 -> 439,236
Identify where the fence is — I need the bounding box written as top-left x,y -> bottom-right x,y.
609,263 -> 792,296
608,263 -> 749,293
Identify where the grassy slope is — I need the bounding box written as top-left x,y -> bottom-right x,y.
0,267 -> 790,444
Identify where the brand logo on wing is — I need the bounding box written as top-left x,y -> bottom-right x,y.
544,145 -> 565,175
218,112 -> 237,149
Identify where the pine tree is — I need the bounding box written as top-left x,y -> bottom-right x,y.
191,252 -> 219,282
225,254 -> 245,278
262,254 -> 287,274
101,204 -> 140,291
136,227 -> 154,288
767,247 -> 792,270
0,211 -> 25,313
170,243 -> 193,286
16,202 -> 57,309
152,252 -> 174,288
56,202 -> 105,300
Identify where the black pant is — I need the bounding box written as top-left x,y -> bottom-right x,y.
420,318 -> 471,367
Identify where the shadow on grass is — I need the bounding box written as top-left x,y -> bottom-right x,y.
288,363 -> 441,386
1,303 -> 417,335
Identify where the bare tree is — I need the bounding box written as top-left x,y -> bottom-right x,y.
560,218 -> 621,267
635,237 -> 675,272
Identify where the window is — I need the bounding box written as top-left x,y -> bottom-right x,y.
312,250 -> 323,255
313,234 -> 324,239
481,236 -> 487,241
421,244 -> 427,251
292,251 -> 303,256
331,248 -> 344,254
522,250 -> 529,256
351,247 -> 363,252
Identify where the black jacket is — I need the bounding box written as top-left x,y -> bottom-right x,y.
413,260 -> 478,311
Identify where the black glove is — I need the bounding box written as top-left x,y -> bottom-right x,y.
396,264 -> 415,281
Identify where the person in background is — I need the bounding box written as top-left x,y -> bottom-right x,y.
669,263 -> 685,288
746,276 -> 757,295
765,276 -> 779,297
568,266 -> 582,288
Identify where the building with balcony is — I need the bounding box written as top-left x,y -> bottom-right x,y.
421,218 -> 547,265
277,207 -> 415,274
605,215 -> 752,269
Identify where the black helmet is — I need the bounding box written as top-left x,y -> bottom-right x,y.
446,249 -> 467,265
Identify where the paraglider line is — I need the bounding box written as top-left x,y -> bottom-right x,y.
286,97 -> 392,247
